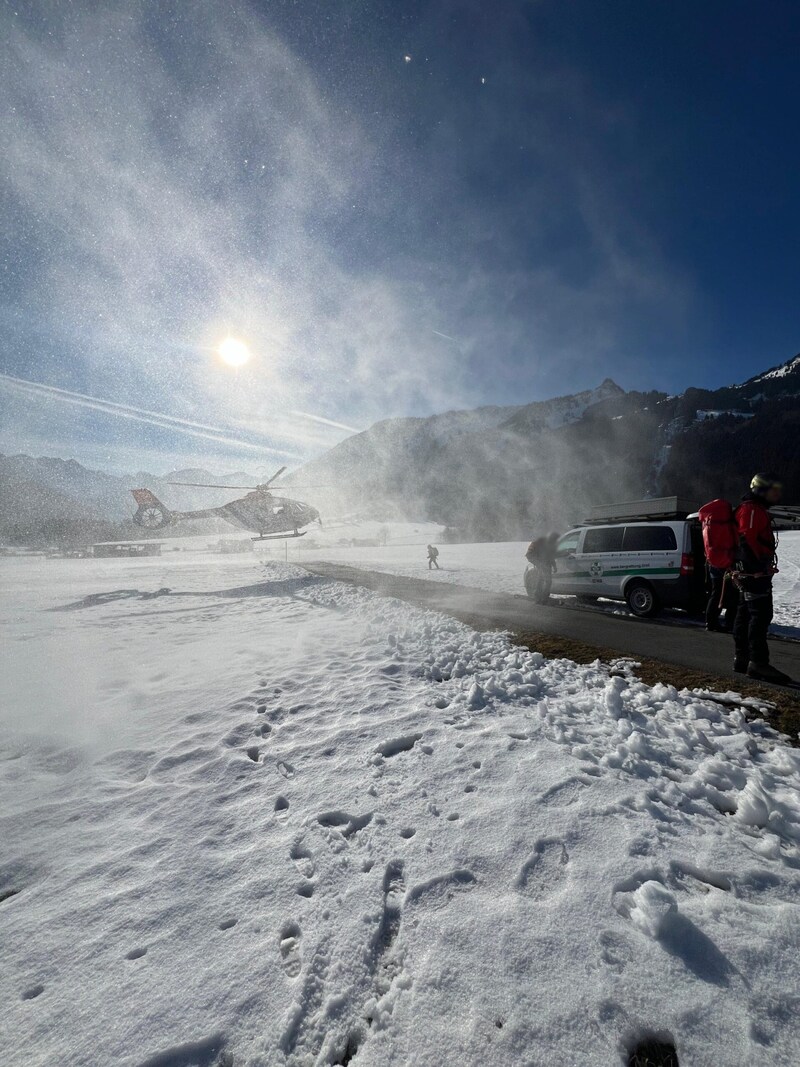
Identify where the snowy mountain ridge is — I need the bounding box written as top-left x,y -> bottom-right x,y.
290,355 -> 800,536
746,353 -> 800,384
501,378 -> 624,432
1,353 -> 798,543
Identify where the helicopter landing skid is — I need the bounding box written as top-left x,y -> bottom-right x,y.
251,530 -> 308,542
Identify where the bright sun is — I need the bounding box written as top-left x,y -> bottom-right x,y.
218,336 -> 251,367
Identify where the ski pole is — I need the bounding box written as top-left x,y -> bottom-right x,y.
718,571 -> 729,611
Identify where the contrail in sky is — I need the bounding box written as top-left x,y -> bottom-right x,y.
0,372 -> 298,457
431,329 -> 461,344
289,409 -> 361,434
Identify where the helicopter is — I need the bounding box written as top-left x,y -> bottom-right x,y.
130,466 -> 322,541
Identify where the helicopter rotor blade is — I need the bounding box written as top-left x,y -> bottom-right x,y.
167,481 -> 257,489
262,465 -> 288,488
166,471 -> 339,492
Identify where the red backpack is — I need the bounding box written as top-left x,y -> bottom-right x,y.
698,499 -> 737,569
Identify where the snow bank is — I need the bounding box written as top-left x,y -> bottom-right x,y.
1,555 -> 799,1065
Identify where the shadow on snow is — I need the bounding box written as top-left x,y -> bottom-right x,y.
51,575 -> 327,612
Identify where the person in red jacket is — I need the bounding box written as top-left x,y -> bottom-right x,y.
732,473 -> 791,684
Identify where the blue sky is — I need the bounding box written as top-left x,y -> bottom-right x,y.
1,0 -> 798,473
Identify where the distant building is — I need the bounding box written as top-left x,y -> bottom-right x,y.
91,541 -> 163,558
210,538 -> 254,554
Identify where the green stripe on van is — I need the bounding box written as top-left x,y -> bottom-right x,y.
571,567 -> 679,578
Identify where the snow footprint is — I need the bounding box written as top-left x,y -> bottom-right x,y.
598,930 -> 635,972
406,868 -> 476,909
375,860 -> 406,959
221,723 -> 252,748
279,922 -> 302,979
539,776 -> 590,808
281,935 -> 331,1057
371,860 -> 407,991
516,838 -> 570,899
316,810 -> 373,840
290,840 -> 316,880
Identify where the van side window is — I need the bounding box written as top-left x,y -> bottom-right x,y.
582,526 -> 624,553
623,526 -> 677,551
555,531 -> 580,557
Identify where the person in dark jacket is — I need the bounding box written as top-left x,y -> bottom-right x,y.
427,544 -> 440,570
732,473 -> 792,684
525,533 -> 559,603
525,537 -> 546,602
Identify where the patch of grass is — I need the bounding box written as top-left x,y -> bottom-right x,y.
628,1039 -> 679,1066
496,625 -> 799,745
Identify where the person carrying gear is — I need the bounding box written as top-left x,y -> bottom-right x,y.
698,498 -> 738,632
525,533 -> 558,604
427,544 -> 440,570
731,473 -> 792,684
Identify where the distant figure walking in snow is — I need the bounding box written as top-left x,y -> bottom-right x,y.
427,544 -> 440,570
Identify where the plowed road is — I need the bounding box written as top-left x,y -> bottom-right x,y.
302,562 -> 800,689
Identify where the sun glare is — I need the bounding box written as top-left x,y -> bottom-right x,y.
218,336 -> 251,367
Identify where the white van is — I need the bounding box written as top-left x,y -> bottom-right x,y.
525,508 -> 706,617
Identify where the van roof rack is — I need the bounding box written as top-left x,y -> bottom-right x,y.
583,496 -> 700,525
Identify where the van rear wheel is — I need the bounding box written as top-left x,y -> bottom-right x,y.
626,580 -> 659,618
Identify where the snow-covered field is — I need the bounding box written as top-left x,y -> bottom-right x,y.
2,551 -> 800,1066
289,526 -> 800,639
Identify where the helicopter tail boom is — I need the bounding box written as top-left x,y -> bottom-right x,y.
131,488 -> 174,530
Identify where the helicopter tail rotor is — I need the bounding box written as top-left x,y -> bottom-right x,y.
131,488 -> 173,530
